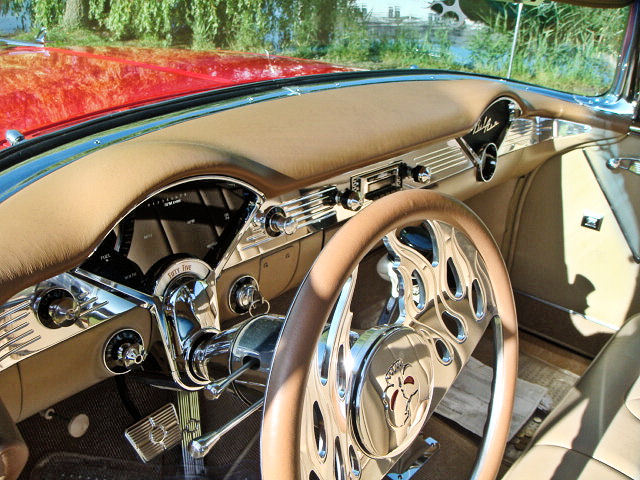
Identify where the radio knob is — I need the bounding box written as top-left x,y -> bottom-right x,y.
264,207 -> 298,236
340,190 -> 363,211
35,288 -> 77,328
412,166 -> 432,184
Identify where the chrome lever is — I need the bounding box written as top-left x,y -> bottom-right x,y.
607,157 -> 640,175
188,398 -> 264,459
203,358 -> 257,401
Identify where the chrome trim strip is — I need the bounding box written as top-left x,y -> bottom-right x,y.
610,0 -> 640,102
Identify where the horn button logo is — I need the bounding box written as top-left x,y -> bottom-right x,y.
383,359 -> 419,428
352,328 -> 432,458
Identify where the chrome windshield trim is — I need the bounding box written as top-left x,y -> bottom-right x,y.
0,69 -> 634,203
610,0 -> 640,102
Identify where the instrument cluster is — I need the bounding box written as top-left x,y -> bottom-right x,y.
81,179 -> 259,292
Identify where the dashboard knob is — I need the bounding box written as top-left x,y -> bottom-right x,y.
411,165 -> 432,184
34,288 -> 77,328
118,342 -> 146,369
104,329 -> 146,374
264,206 -> 298,236
339,190 -> 363,211
229,276 -> 261,314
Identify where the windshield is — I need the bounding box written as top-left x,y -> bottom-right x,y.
0,1 -> 630,146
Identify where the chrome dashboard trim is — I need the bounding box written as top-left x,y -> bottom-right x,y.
0,271 -> 139,372
227,113 -> 591,267
498,117 -> 591,155
0,174 -> 264,379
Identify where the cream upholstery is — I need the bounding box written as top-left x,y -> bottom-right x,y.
504,314 -> 640,479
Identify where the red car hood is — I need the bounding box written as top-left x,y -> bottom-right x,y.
0,45 -> 354,149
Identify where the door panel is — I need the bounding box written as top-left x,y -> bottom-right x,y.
468,135 -> 640,356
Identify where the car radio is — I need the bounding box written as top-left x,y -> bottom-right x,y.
350,162 -> 403,201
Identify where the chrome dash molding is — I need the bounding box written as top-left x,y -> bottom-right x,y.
227,115 -> 590,267
0,271 -> 138,372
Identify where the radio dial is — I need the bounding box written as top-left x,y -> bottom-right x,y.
411,166 -> 432,184
340,190 -> 363,211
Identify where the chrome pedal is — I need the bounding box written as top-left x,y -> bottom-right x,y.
177,391 -> 205,477
125,403 -> 182,462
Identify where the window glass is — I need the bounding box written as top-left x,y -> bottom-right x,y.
1,0 -> 630,96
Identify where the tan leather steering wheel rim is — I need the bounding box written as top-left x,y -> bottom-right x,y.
261,189 -> 518,480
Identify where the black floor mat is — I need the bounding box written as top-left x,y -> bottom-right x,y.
18,374 -> 261,479
30,453 -> 260,480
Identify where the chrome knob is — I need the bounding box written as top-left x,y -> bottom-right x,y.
48,295 -> 77,327
412,165 -> 432,184
118,342 -> 146,368
229,276 -> 261,314
340,190 -> 363,211
104,329 -> 146,374
264,206 -> 298,236
35,288 -> 77,328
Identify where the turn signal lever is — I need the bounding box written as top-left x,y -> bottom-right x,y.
190,315 -> 283,401
185,315 -> 284,459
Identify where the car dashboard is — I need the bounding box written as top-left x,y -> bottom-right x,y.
0,77 -> 623,422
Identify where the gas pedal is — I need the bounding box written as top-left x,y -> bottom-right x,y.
125,403 -> 182,462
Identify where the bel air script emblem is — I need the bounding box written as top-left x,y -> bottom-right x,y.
382,359 -> 419,428
472,115 -> 500,135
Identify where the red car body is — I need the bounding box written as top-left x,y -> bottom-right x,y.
0,44 -> 354,149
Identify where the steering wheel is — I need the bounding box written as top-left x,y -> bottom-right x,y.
261,189 -> 518,480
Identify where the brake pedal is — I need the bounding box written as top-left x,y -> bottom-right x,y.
125,403 -> 182,462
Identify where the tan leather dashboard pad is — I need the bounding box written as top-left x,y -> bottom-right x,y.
0,79 -> 629,304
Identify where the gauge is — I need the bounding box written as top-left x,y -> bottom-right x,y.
81,251 -> 144,290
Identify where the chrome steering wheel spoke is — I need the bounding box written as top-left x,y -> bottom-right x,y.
382,220 -> 498,421
301,221 -> 500,480
303,269 -> 359,479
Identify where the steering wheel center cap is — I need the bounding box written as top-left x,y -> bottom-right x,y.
352,327 -> 433,458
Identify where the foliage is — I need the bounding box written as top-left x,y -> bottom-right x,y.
3,0 -> 631,96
